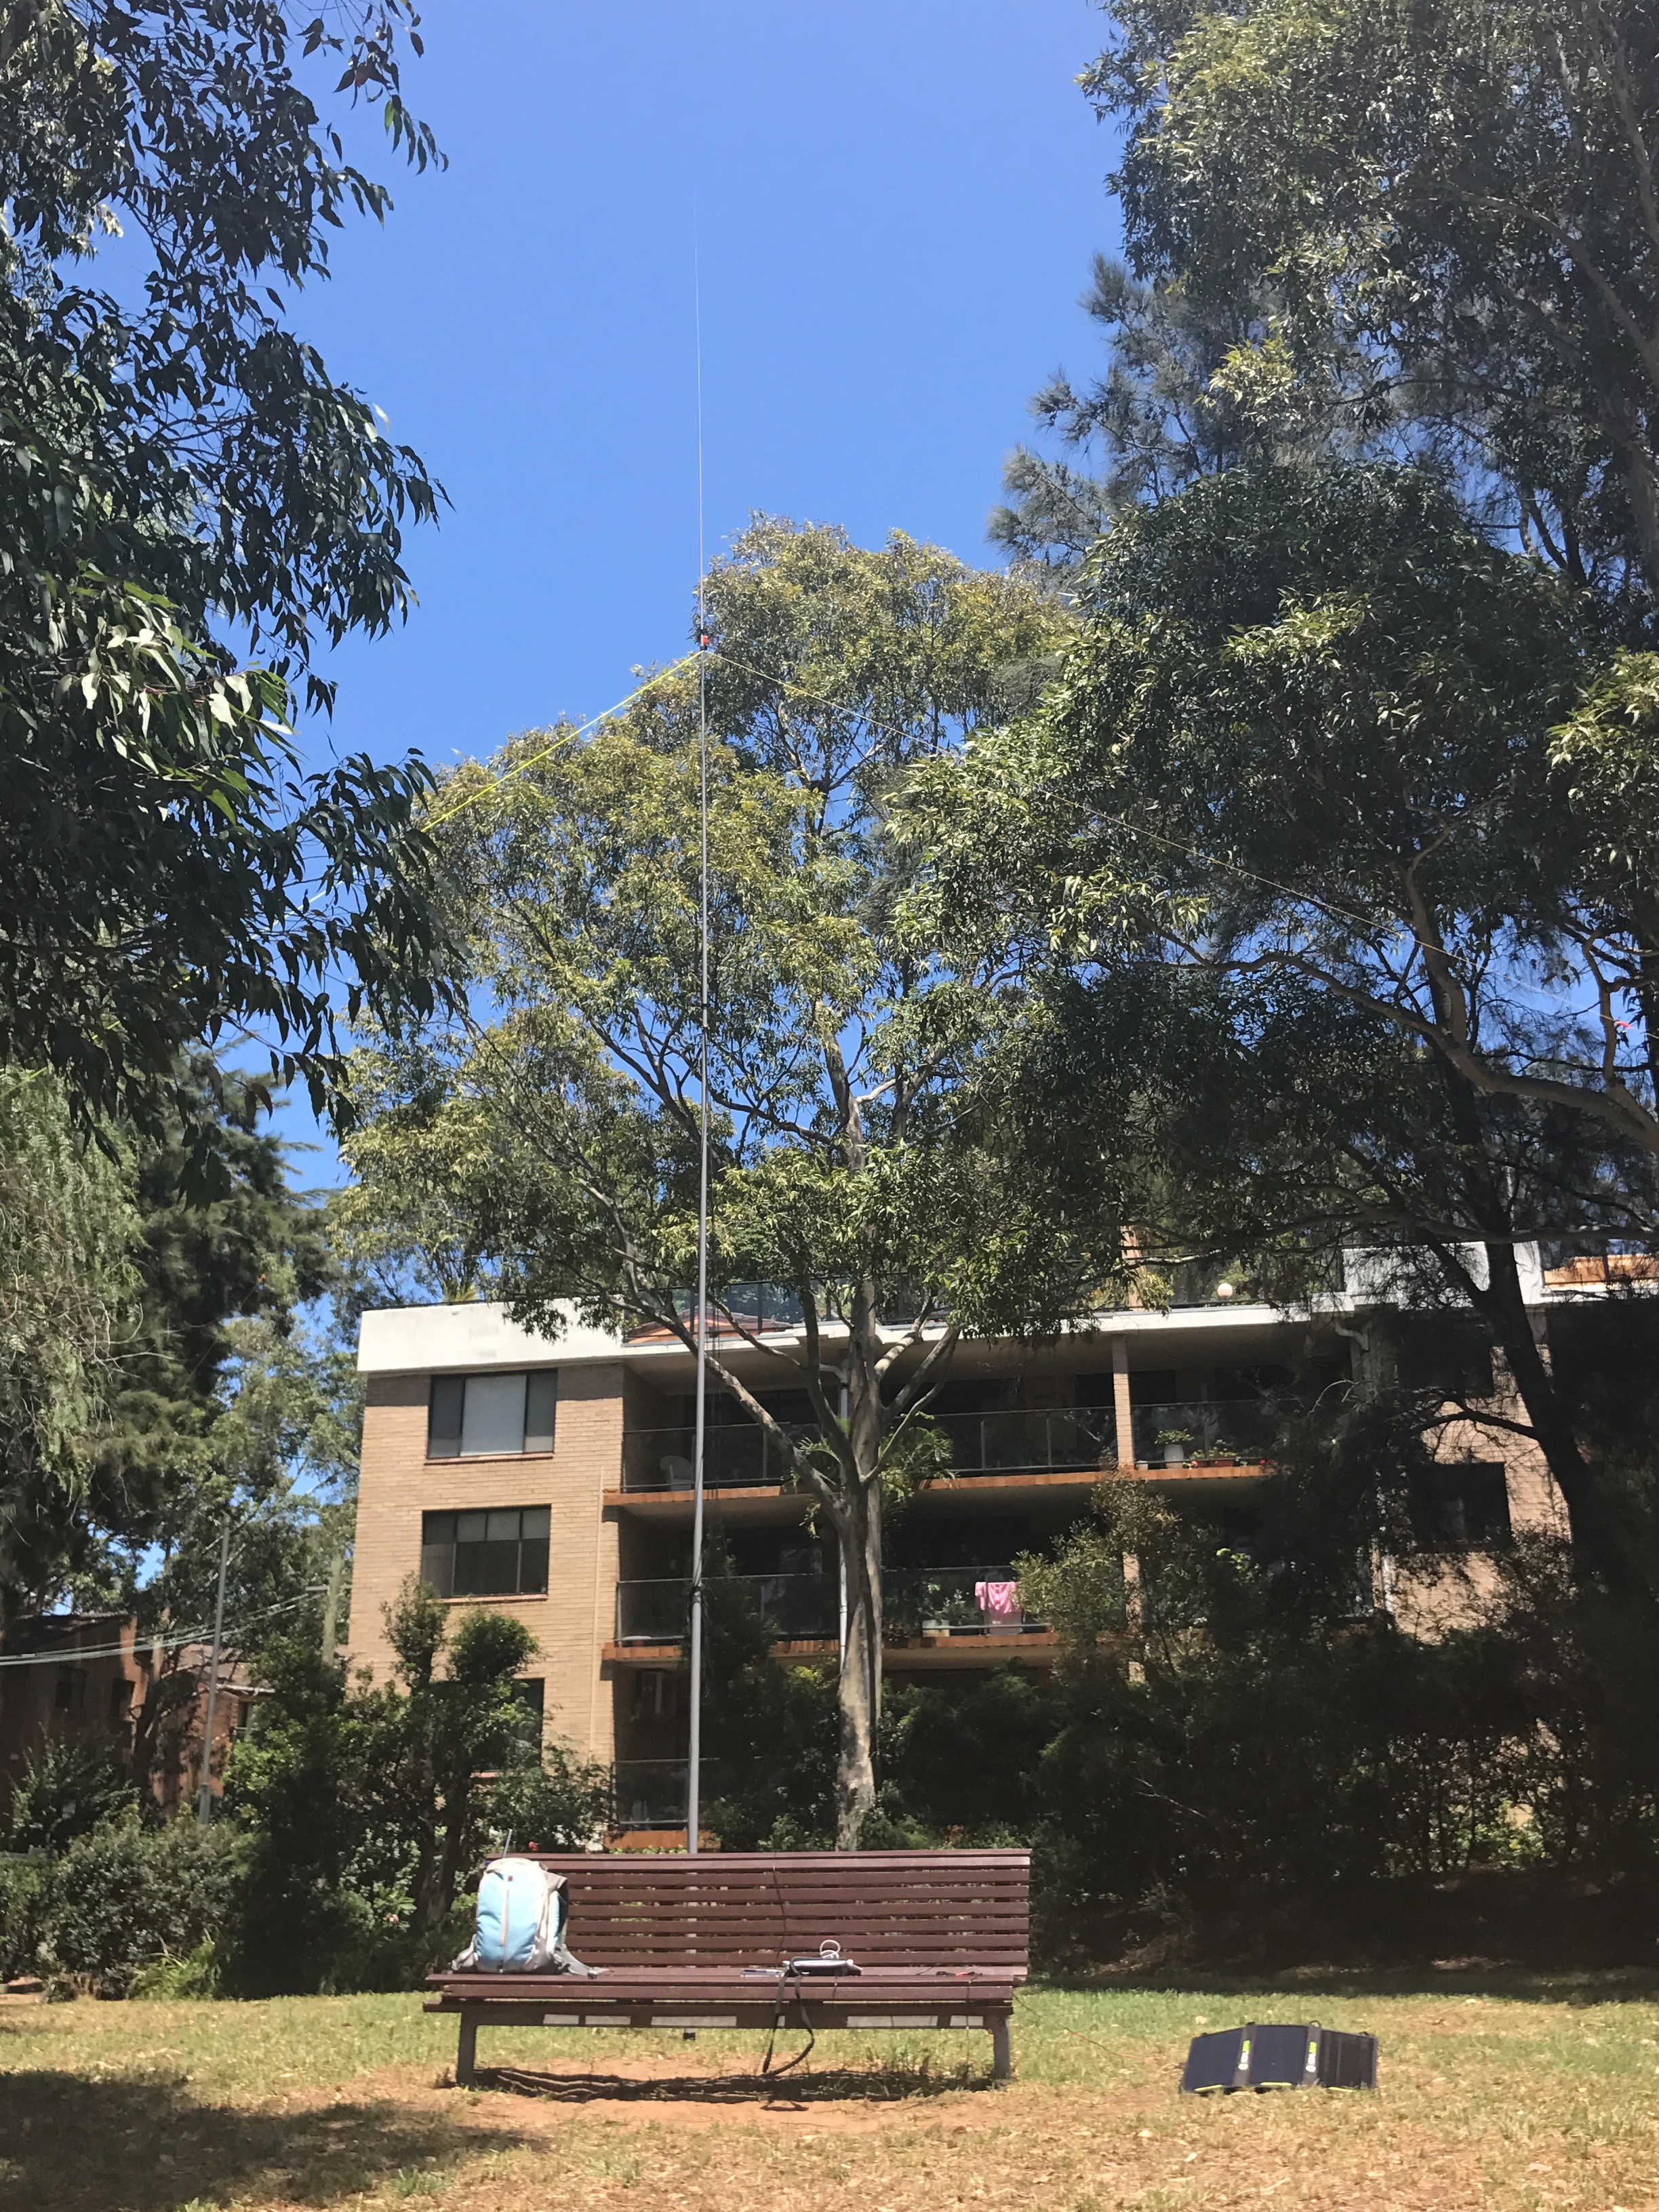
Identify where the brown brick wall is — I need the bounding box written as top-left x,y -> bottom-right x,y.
1391,1400 -> 1567,1636
347,1361 -> 625,1764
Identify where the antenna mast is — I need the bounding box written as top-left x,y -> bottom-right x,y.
685,234 -> 711,1857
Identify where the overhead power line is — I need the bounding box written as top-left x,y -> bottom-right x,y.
0,1586 -> 325,1670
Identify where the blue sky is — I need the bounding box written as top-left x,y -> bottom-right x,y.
277,0 -> 1121,1175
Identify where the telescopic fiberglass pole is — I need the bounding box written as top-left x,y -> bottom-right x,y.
685,241 -> 711,1858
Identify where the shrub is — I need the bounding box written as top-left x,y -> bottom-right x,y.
224,1601 -> 609,1993
37,1818 -> 239,1997
128,1941 -> 224,1999
486,1744 -> 612,1853
0,1853 -> 48,1980
4,1736 -> 134,1853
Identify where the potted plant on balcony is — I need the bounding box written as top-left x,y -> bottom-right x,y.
1156,1426 -> 1195,1467
920,1579 -> 982,1634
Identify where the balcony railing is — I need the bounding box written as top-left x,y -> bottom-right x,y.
614,1571 -> 839,1645
615,1566 -> 1050,1647
1129,1398 -> 1275,1466
620,1403 -> 1278,1495
622,1424 -> 819,1493
933,1409 -> 1115,1475
883,1565 -> 1049,1638
622,1409 -> 1117,1493
612,1757 -> 717,1828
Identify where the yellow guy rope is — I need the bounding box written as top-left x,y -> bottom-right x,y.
423,649 -> 704,831
420,638 -> 1401,947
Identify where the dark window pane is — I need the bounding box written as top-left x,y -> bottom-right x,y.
1071,1371 -> 1119,1409
428,1376 -> 464,1458
422,1505 -> 553,1598
1395,1318 -> 1495,1399
454,1540 -> 520,1596
525,1371 -> 558,1453
1410,1464 -> 1511,1550
503,1677 -> 546,1765
1211,1365 -> 1292,1398
1128,1369 -> 1181,1406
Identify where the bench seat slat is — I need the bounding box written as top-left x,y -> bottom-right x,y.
428,1982 -> 1022,2017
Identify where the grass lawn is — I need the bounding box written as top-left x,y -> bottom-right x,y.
4,1975 -> 1659,2212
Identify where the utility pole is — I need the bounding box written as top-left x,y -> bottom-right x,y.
196,1517 -> 231,1825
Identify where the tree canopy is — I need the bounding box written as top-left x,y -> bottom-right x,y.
0,1 -> 448,1129
915,462 -> 1659,1596
1087,0 -> 1659,605
990,249 -> 1352,565
0,1058 -> 358,1701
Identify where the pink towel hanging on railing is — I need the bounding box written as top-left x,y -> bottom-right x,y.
974,1580 -> 1022,1623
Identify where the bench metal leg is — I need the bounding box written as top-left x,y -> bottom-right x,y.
456,2008 -> 479,2088
991,2017 -> 1012,2082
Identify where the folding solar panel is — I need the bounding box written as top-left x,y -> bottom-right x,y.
1180,2022 -> 1378,2094
1315,2027 -> 1379,2090
1247,2022 -> 1319,2089
1180,2027 -> 1248,2093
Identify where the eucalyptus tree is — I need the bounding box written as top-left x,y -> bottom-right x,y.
915,464 -> 1659,1598
0,1 -> 447,1133
340,519 -> 1127,1845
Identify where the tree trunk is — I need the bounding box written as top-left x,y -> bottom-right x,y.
833,1473 -> 882,1849
1472,1237 -> 1649,1608
410,1735 -> 443,1931
1423,1024 -> 1650,1608
428,1772 -> 474,1931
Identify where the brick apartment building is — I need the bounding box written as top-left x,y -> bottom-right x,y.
0,1611 -> 255,1823
347,1249 -> 1598,1830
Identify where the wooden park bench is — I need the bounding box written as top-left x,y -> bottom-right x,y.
426,1848 -> 1030,2084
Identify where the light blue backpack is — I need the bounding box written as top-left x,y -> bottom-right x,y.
452,1857 -> 600,1975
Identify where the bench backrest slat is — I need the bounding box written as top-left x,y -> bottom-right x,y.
525,1849 -> 1030,1971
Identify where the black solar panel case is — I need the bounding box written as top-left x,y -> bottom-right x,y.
1247,2022 -> 1319,2089
1180,2022 -> 1378,2094
1315,2027 -> 1378,2089
1180,2027 -> 1248,2093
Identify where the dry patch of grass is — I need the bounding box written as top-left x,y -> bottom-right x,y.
5,1979 -> 1659,2211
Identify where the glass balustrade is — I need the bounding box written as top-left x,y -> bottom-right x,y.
620,1424 -> 820,1492
932,1409 -> 1116,1474
1129,1398 -> 1277,1466
615,1566 -> 1053,1645
610,1757 -> 720,1828
620,1403 -> 1278,1491
621,1409 -> 1118,1491
883,1565 -> 1050,1637
614,1572 -> 839,1645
